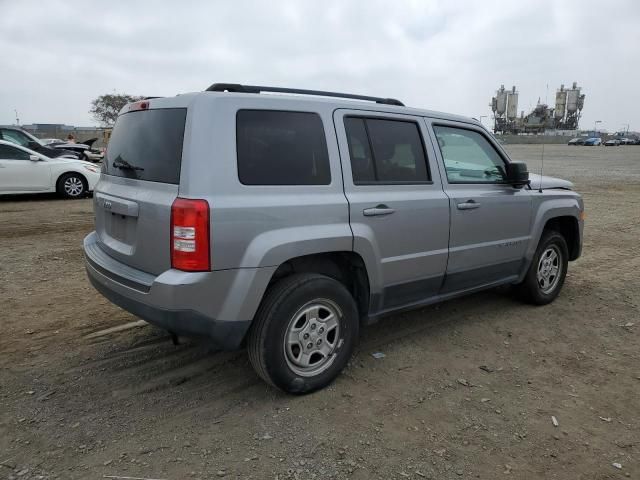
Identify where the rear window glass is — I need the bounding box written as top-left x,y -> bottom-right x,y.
104,108 -> 186,184
236,110 -> 331,185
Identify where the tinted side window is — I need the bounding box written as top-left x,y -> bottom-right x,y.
236,110 -> 331,185
344,118 -> 375,182
0,144 -> 30,160
345,117 -> 429,184
433,126 -> 506,183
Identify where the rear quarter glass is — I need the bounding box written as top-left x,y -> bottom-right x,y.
236,110 -> 331,185
104,108 -> 187,184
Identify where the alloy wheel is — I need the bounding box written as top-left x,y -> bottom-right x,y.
64,176 -> 84,197
537,245 -> 562,294
283,299 -> 342,377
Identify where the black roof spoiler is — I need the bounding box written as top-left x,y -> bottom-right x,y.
205,83 -> 404,107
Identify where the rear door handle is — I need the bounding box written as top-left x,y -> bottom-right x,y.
363,204 -> 395,216
457,200 -> 480,210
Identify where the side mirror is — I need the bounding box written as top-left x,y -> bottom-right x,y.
29,154 -> 40,162
506,161 -> 529,188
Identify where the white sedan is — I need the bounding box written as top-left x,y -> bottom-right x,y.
0,140 -> 100,198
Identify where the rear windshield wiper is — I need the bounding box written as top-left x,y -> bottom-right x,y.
112,157 -> 144,171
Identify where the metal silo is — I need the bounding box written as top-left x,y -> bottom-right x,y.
555,84 -> 567,119
491,84 -> 520,134
507,86 -> 518,120
567,82 -> 581,114
495,85 -> 507,115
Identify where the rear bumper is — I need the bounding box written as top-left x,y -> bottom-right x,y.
88,274 -> 251,347
83,231 -> 275,350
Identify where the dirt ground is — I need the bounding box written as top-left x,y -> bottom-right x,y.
1,144 -> 638,480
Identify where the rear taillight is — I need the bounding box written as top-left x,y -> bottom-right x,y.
171,198 -> 210,271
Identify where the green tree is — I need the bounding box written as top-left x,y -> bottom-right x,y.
89,93 -> 144,126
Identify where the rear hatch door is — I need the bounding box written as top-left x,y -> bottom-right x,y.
94,106 -> 187,275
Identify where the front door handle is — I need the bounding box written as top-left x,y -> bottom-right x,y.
363,204 -> 395,216
457,200 -> 480,210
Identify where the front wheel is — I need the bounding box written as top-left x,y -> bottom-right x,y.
515,230 -> 569,305
247,273 -> 359,394
57,173 -> 87,199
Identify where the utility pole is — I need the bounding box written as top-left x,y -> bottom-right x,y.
14,109 -> 19,126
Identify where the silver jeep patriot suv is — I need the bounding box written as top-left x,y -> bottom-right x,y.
84,83 -> 584,393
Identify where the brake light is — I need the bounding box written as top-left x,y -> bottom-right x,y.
128,100 -> 149,112
171,198 -> 210,271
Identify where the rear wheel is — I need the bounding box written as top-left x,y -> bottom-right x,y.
57,173 -> 87,199
515,230 -> 568,305
247,273 -> 359,394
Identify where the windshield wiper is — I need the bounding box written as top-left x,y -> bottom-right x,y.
112,157 -> 144,171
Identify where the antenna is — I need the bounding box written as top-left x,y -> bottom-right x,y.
538,81 -> 549,193
545,83 -> 549,105
539,142 -> 545,193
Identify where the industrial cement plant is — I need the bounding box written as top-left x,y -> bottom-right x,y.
491,82 -> 585,134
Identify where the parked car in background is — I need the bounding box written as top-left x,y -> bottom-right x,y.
40,138 -> 65,145
46,137 -> 104,162
583,137 -> 602,146
604,139 -> 621,146
83,144 -> 105,162
619,138 -> 635,145
568,137 -> 586,145
0,126 -> 80,159
84,84 -> 584,393
0,140 -> 100,198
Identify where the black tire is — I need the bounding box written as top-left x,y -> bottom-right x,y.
515,230 -> 569,305
56,173 -> 87,199
247,273 -> 359,394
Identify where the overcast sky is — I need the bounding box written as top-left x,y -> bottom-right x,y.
1,0 -> 639,132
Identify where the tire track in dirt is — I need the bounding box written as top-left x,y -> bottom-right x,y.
0,220 -> 94,238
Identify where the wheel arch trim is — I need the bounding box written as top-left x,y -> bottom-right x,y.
518,199 -> 583,282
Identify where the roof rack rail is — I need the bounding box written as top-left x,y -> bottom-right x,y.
205,83 -> 404,107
